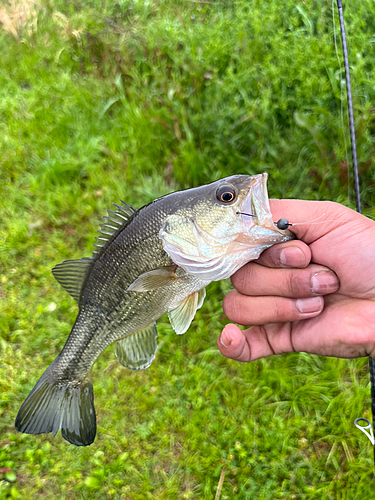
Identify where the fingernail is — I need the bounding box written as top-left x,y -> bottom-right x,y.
297,297 -> 323,314
220,327 -> 232,348
279,247 -> 306,267
311,271 -> 339,295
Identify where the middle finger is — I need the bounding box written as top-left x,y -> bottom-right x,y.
231,262 -> 340,298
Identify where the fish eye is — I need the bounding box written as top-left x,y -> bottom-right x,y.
216,185 -> 236,203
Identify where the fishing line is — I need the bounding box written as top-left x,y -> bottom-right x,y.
284,212 -> 326,226
237,211 -> 352,229
332,0 -> 350,201
336,0 -> 361,214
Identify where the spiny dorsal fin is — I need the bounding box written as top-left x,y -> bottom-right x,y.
52,257 -> 93,303
52,202 -> 136,299
92,200 -> 137,256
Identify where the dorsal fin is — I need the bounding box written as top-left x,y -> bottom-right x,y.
53,200 -> 137,300
52,257 -> 93,303
92,200 -> 137,256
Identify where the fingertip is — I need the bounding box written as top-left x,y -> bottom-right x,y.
220,324 -> 237,347
257,240 -> 311,268
218,324 -> 250,361
279,245 -> 309,268
296,296 -> 324,315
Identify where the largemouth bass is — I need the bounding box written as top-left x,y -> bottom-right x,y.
15,173 -> 294,446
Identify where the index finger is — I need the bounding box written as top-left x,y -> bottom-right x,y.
256,240 -> 311,269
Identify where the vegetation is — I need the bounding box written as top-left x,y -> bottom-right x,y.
1,0 -> 375,498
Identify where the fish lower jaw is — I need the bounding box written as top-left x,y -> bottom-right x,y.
234,225 -> 289,246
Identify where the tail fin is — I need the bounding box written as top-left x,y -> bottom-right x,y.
15,359 -> 96,446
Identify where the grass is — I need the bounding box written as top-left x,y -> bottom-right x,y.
1,0 -> 375,498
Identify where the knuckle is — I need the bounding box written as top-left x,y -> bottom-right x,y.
223,291 -> 252,324
222,292 -> 237,320
231,263 -> 264,294
230,271 -> 240,290
271,297 -> 291,322
286,270 -> 311,297
231,264 -> 252,292
271,297 -> 282,320
287,272 -> 303,296
257,247 -> 279,267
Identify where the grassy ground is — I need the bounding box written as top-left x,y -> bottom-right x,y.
1,0 -> 375,498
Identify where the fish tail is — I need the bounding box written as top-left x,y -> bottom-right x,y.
15,358 -> 96,446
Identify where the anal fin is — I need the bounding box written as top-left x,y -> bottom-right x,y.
115,323 -> 158,370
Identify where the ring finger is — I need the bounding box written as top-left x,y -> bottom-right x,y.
223,290 -> 325,325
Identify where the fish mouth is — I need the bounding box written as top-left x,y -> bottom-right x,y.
240,173 -> 273,227
239,173 -> 295,240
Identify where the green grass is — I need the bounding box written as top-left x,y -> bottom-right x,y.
1,0 -> 375,498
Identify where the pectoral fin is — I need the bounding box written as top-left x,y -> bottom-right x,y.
168,288 -> 206,335
197,287 -> 206,309
115,323 -> 158,370
127,266 -> 179,292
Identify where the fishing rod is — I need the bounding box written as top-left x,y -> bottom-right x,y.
334,0 -> 375,460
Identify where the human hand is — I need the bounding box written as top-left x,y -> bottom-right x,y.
218,200 -> 375,361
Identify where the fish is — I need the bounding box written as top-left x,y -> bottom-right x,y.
15,173 -> 294,446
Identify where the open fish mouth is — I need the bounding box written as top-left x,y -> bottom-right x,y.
238,173 -> 294,239
159,173 -> 295,282
239,173 -> 275,228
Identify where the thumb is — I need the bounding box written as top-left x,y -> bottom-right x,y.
218,323 -> 295,362
269,199 -> 357,244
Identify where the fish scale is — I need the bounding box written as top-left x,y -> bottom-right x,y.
15,173 -> 294,446
58,199 -> 209,376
